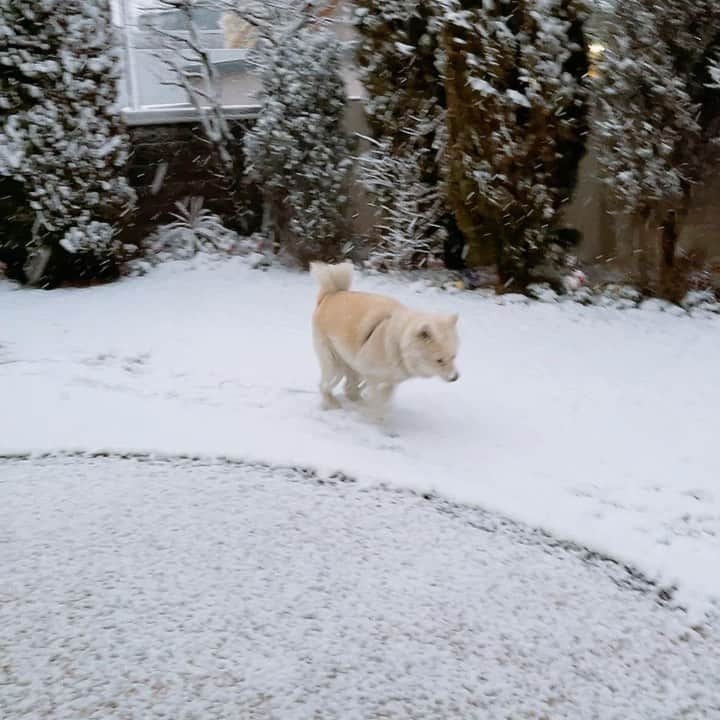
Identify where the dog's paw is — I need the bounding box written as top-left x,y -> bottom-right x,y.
361,405 -> 389,425
321,394 -> 341,410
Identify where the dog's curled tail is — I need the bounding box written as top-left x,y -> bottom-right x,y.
310,261 -> 353,303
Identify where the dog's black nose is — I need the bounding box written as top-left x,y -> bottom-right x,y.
449,372 -> 459,383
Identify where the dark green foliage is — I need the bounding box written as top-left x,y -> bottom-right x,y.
0,0 -> 135,287
355,1 -> 462,269
245,27 -> 352,268
594,0 -> 720,294
441,0 -> 589,286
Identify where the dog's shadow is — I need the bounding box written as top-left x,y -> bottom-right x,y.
322,388 -> 467,445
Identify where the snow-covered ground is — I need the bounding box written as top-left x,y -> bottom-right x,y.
2,455 -> 719,720
1,259 -> 719,619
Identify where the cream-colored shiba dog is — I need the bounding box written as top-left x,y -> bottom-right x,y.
310,262 -> 460,419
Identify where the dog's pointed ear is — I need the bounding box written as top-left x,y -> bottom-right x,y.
418,325 -> 432,342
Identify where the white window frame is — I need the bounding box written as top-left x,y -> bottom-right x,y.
115,0 -> 261,124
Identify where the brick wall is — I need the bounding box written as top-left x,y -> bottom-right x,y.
120,120 -> 263,245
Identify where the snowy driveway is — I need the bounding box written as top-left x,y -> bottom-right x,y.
1,261 -> 720,617
1,455 -> 719,720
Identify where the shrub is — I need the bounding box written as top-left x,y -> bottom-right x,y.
0,0 -> 135,287
440,0 -> 589,288
245,27 -> 352,267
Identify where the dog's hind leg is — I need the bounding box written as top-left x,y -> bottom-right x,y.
313,330 -> 342,410
344,367 -> 363,402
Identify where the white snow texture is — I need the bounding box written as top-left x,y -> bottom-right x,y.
1,260 -> 719,620
1,455 -> 719,719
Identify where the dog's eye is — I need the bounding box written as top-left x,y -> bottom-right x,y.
437,359 -> 444,365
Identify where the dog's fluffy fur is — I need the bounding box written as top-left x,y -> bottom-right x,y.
310,262 -> 460,418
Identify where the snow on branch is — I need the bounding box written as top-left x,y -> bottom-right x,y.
152,0 -> 236,176
244,23 -> 351,265
710,55 -> 720,90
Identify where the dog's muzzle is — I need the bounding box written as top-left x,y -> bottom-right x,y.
448,372 -> 460,383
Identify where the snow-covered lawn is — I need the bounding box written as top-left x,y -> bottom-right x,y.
1,259 -> 719,619
2,455 -> 719,720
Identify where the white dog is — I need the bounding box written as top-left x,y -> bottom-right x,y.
310,262 -> 460,419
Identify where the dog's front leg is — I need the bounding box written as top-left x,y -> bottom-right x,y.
365,381 -> 395,422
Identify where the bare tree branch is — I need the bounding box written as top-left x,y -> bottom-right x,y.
151,0 -> 235,172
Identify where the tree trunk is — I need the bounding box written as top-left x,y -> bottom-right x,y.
495,232 -> 530,292
630,211 -> 656,294
23,243 -> 53,288
658,210 -> 679,299
442,212 -> 466,270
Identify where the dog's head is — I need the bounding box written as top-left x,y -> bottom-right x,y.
402,313 -> 460,383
